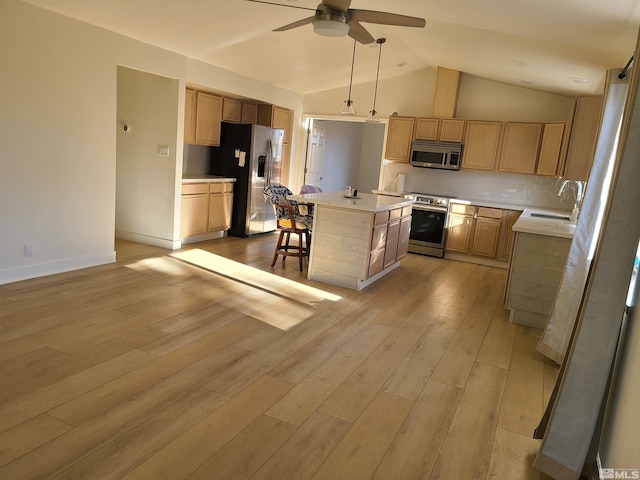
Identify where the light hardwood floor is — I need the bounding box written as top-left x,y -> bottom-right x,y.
0,235 -> 557,479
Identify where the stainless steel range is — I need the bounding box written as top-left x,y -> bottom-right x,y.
403,192 -> 455,258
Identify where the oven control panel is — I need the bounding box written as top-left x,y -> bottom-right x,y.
404,193 -> 453,208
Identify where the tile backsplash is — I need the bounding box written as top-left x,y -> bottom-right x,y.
381,162 -> 578,210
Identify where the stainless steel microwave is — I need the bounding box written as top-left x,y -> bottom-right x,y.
409,141 -> 463,170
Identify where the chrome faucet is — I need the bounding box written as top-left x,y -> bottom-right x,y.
557,179 -> 586,222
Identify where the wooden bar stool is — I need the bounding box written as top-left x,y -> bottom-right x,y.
264,185 -> 313,271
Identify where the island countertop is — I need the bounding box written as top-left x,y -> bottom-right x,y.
289,191 -> 413,212
513,208 -> 576,239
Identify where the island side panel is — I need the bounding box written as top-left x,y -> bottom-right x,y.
307,205 -> 373,289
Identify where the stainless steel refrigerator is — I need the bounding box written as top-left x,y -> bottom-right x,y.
210,122 -> 284,237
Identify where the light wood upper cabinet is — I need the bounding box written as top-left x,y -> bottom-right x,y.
498,122 -> 542,174
462,121 -> 503,170
415,118 -> 439,140
432,67 -> 461,118
537,122 -> 567,176
222,98 -> 241,123
563,95 -> 603,181
184,89 -> 197,144
439,119 -> 465,143
195,91 -> 223,146
257,103 -> 293,184
385,116 -> 415,163
241,103 -> 258,124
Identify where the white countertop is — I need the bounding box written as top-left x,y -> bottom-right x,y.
513,208 -> 577,238
290,191 -> 413,213
450,198 -> 527,211
182,175 -> 236,183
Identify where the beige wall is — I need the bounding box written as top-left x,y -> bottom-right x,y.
0,0 -> 302,283
116,67 -> 180,248
303,67 -> 574,122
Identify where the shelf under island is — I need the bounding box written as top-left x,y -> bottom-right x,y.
288,192 -> 413,291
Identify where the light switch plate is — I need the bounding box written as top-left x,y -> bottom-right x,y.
157,145 -> 170,157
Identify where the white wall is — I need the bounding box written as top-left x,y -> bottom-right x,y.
0,0 -> 302,284
358,122 -> 386,192
315,120 -> 363,193
116,66 -> 180,249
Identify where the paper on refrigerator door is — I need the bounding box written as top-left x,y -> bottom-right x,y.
238,151 -> 246,167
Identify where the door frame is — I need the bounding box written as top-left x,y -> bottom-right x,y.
293,114 -> 389,194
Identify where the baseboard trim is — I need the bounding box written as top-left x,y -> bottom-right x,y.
115,230 -> 181,250
0,251 -> 116,285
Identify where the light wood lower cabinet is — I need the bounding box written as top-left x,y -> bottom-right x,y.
181,182 -> 234,238
446,204 -> 522,262
368,207 -> 412,278
471,207 -> 502,257
446,204 -> 475,253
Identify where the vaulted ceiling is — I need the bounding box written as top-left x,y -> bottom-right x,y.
23,0 -> 640,96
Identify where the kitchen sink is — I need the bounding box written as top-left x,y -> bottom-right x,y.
530,212 -> 572,221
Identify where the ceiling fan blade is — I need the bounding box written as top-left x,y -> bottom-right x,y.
246,0 -> 317,12
274,15 -> 315,32
349,9 -> 426,28
323,0 -> 352,13
348,21 -> 375,44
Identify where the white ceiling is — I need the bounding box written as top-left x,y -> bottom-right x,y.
23,0 -> 640,97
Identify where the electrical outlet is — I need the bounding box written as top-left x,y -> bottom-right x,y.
157,145 -> 170,157
24,244 -> 32,257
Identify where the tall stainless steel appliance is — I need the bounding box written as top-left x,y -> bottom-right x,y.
210,122 -> 284,237
403,192 -> 455,258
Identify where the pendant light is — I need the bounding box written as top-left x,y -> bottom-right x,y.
366,38 -> 386,123
340,39 -> 357,116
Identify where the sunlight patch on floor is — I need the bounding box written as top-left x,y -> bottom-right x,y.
166,249 -> 342,331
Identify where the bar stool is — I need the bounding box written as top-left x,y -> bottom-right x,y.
263,184 -> 313,271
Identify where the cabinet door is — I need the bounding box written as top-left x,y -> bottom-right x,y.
432,67 -> 461,118
439,119 -> 465,142
563,95 -> 603,181
385,116 -> 415,163
462,121 -> 502,170
222,98 -> 241,122
497,210 -> 521,261
537,123 -> 566,176
241,103 -> 258,124
396,216 -> 412,260
498,122 -> 542,174
181,194 -> 208,236
208,193 -> 233,231
272,106 -> 292,143
383,219 -> 401,268
184,89 -> 196,144
446,213 -> 474,253
471,216 -> 501,257
415,118 -> 439,140
195,92 -> 223,146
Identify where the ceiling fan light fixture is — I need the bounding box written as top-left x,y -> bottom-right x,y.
312,14 -> 349,37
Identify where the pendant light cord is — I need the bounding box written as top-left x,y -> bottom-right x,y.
347,39 -> 356,104
371,38 -> 384,112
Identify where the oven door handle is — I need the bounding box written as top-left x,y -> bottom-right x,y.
411,205 -> 448,213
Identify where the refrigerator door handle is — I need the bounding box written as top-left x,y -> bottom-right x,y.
265,139 -> 273,187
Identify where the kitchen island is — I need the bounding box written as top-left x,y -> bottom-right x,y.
289,192 -> 413,290
505,208 -> 575,328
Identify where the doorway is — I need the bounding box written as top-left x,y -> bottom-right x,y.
300,115 -> 387,194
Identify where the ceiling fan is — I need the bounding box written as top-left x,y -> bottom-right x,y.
246,0 -> 426,44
